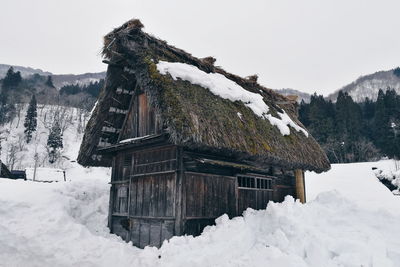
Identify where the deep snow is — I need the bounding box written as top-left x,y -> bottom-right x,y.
1,160 -> 400,266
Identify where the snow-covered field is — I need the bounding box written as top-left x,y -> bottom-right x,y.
1,160 -> 400,267
0,104 -> 90,172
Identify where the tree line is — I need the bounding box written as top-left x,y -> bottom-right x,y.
59,79 -> 104,97
0,67 -> 103,125
299,88 -> 400,163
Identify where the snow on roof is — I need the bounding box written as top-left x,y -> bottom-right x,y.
157,61 -> 308,137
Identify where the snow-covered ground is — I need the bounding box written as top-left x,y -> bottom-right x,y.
1,160 -> 400,267
0,104 -> 91,179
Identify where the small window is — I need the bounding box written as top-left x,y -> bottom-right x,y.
114,186 -> 129,214
122,154 -> 132,179
123,155 -> 132,167
237,175 -> 273,190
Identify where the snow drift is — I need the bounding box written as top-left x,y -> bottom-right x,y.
1,161 -> 400,266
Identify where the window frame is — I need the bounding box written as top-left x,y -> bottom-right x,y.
237,174 -> 274,191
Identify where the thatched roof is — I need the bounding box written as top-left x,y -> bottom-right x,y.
78,19 -> 330,173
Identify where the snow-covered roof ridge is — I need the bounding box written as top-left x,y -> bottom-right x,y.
157,61 -> 308,137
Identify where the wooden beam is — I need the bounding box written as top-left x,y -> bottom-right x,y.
102,60 -> 123,68
295,169 -> 306,203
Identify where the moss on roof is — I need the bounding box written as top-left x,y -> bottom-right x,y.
78,19 -> 330,173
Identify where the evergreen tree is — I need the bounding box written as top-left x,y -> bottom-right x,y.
335,91 -> 362,142
47,121 -> 63,163
2,67 -> 22,89
45,75 -> 55,88
394,67 -> 400,78
362,97 -> 375,120
23,95 -> 37,143
373,89 -> 390,154
0,90 -> 16,125
305,93 -> 336,143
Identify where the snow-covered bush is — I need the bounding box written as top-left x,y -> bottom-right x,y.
373,167 -> 400,195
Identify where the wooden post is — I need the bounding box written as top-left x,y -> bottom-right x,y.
295,169 -> 306,203
174,147 -> 184,236
33,153 -> 38,181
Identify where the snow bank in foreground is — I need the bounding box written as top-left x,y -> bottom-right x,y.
306,160 -> 400,213
156,61 -> 308,137
1,161 -> 400,266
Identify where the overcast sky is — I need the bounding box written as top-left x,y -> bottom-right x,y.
1,0 -> 399,95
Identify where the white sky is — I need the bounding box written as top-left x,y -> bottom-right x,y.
1,0 -> 399,95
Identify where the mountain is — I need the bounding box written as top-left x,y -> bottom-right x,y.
0,64 -> 52,78
0,64 -> 106,88
327,68 -> 400,102
274,88 -> 311,103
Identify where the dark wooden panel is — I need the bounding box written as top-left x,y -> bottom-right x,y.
161,220 -> 175,244
130,173 -> 175,218
228,181 -> 237,216
129,218 -> 175,248
186,174 -> 194,217
238,189 -> 273,215
157,176 -> 166,217
142,176 -> 151,216
130,177 -> 137,215
132,146 -> 177,175
185,219 -> 215,237
111,216 -> 129,242
149,221 -> 162,247
113,184 -> 129,214
139,220 -> 150,248
138,93 -> 148,137
184,172 -> 236,219
135,177 -> 144,216
130,218 -> 140,247
165,174 -> 175,217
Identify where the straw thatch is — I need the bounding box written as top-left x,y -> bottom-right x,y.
78,19 -> 330,173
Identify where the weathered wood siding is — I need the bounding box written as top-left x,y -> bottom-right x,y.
119,92 -> 162,141
237,175 -> 275,214
109,145 -> 178,248
183,172 -> 236,236
109,144 -> 298,248
129,218 -> 175,248
273,174 -> 296,202
129,173 -> 175,217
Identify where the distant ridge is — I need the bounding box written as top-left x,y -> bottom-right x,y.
327,68 -> 400,102
0,64 -> 106,88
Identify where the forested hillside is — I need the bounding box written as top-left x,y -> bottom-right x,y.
327,67 -> 400,102
299,88 -> 400,163
0,67 -> 103,126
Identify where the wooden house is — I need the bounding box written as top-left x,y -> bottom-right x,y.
78,19 -> 330,248
0,163 -> 12,179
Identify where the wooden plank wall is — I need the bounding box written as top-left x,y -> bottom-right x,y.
273,175 -> 296,202
110,145 -> 178,248
183,172 -> 236,236
119,91 -> 162,140
237,189 -> 273,214
129,173 -> 175,218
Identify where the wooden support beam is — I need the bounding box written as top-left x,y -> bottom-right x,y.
109,107 -> 128,114
102,126 -> 120,133
102,60 -> 123,68
295,169 -> 306,203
